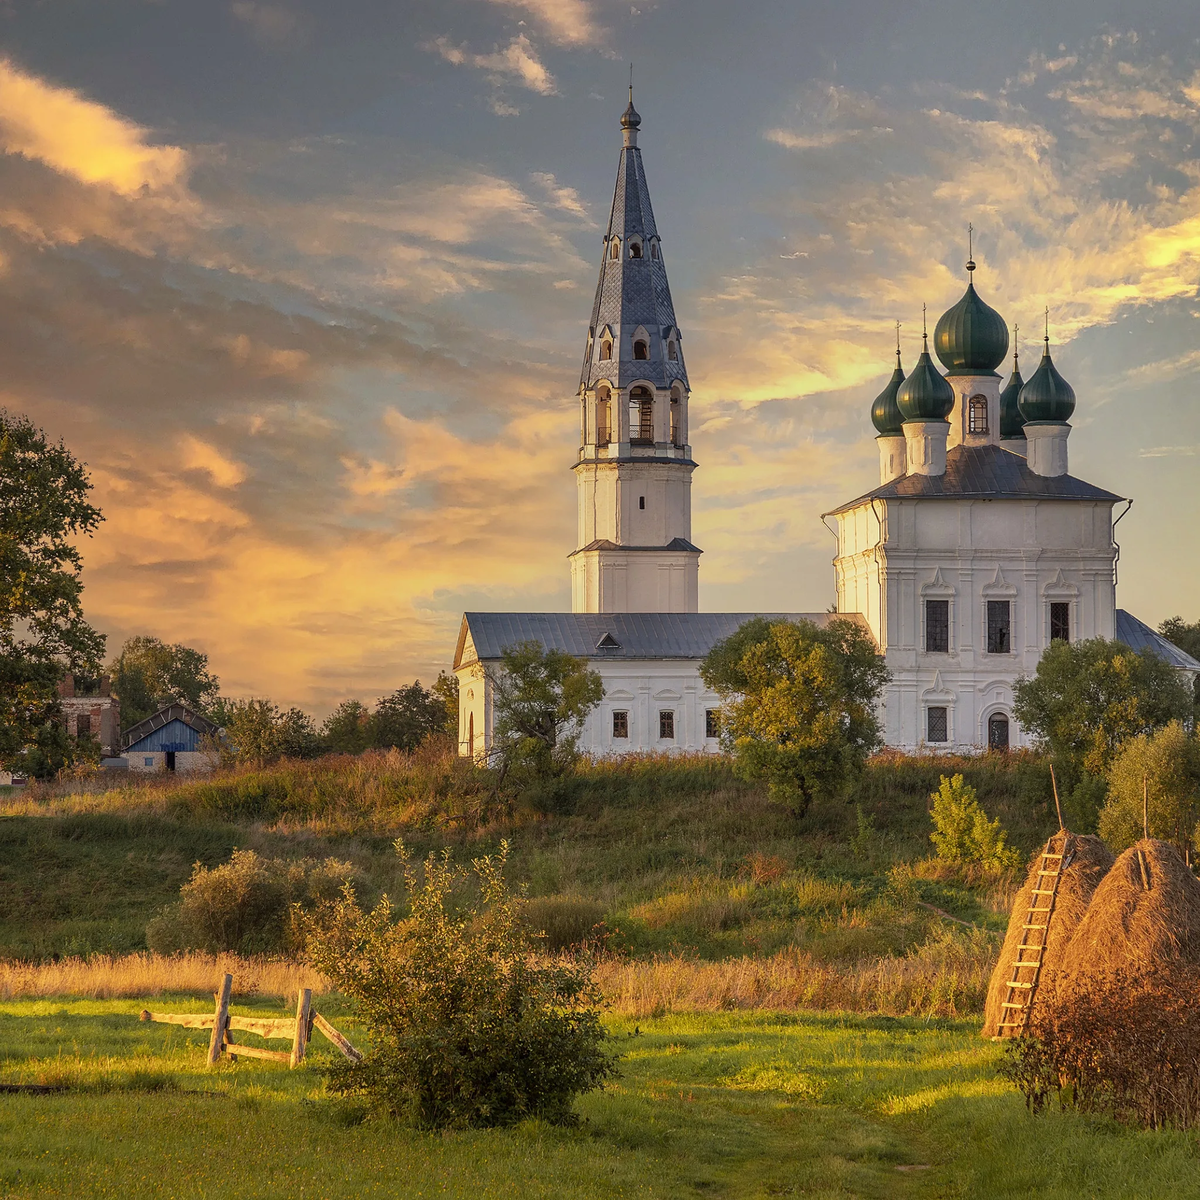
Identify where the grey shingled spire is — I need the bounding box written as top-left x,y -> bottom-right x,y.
580,96 -> 688,393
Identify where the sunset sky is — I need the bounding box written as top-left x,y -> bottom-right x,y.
2,0 -> 1199,714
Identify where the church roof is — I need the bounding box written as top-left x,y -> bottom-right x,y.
455,611 -> 867,667
1115,610 -> 1200,673
580,105 -> 688,393
826,444 -> 1123,516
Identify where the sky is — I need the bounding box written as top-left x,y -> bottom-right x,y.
1,0 -> 1199,714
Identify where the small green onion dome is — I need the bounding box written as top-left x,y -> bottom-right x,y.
999,349 -> 1025,438
934,264 -> 1009,376
871,350 -> 906,436
1018,340 -> 1076,424
897,336 -> 954,422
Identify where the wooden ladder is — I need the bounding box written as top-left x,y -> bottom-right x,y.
996,836 -> 1072,1038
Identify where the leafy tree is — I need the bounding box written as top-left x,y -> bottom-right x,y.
302,842 -> 617,1128
1098,721 -> 1200,859
0,410 -> 105,774
701,617 -> 889,816
323,699 -> 373,755
929,774 -> 1020,871
485,641 -> 604,781
1159,616 -> 1200,664
372,681 -> 450,751
109,635 -> 220,731
273,706 -> 325,759
217,698 -> 281,763
431,670 -> 460,737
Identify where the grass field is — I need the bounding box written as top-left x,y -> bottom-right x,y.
0,999 -> 1194,1199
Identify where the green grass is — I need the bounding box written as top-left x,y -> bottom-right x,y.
0,1001 -> 1193,1198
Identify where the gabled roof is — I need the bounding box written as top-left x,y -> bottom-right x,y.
454,612 -> 869,668
826,444 -> 1123,516
1116,610 -> 1200,673
121,703 -> 219,752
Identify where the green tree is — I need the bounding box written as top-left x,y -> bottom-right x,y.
1014,638 -> 1192,829
486,641 -> 604,780
218,698 -> 280,763
1159,616 -> 1200,663
701,617 -> 889,816
109,636 -> 220,731
431,670 -> 460,737
274,707 -> 325,759
372,681 -> 449,751
322,699 -> 373,755
0,410 -> 105,774
929,773 -> 1021,870
1098,721 -> 1200,858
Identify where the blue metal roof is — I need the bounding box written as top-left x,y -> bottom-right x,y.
1116,610 -> 1200,672
455,612 -> 864,666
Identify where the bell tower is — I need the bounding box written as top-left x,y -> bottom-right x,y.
570,93 -> 700,613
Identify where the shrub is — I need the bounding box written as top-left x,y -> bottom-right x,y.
524,895 -> 609,950
302,842 -> 617,1129
929,774 -> 1020,871
1001,968 -> 1200,1129
145,850 -> 358,955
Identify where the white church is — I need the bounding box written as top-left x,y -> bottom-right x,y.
454,97 -> 1200,758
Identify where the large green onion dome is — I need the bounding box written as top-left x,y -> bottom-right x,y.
871,349 -> 906,436
897,335 -> 954,422
934,263 -> 1009,376
999,346 -> 1025,438
1018,339 -> 1076,424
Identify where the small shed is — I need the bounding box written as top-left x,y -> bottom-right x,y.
123,704 -> 220,774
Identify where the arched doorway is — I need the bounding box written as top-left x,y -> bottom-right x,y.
988,713 -> 1010,752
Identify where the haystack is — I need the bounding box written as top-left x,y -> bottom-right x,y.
1056,838 -> 1200,992
981,830 -> 1114,1038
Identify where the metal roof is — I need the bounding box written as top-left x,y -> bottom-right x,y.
455,612 -> 866,668
1116,610 -> 1200,672
827,443 -> 1123,515
121,703 -> 219,752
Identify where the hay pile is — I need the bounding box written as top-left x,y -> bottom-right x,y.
982,831 -> 1114,1038
1056,838 -> 1200,992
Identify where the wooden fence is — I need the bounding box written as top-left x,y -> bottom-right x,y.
139,973 -> 362,1068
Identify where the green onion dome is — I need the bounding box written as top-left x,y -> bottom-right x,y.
897,336 -> 954,422
999,348 -> 1025,438
871,349 -> 906,436
933,264 -> 1009,376
1018,340 -> 1076,424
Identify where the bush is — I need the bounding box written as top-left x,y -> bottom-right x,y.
524,895 -> 609,951
929,774 -> 1020,871
302,842 -> 617,1129
1001,968 -> 1200,1129
146,849 -> 358,955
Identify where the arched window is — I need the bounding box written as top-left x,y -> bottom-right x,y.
580,397 -> 588,443
630,386 -> 653,443
633,339 -> 649,360
600,338 -> 612,361
609,238 -> 620,260
988,713 -> 1010,752
629,241 -> 643,258
650,241 -> 659,260
969,394 -> 989,435
468,711 -> 474,754
670,392 -> 680,445
667,339 -> 677,361
596,386 -> 611,446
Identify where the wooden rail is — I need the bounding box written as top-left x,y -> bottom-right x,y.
139,973 -> 362,1068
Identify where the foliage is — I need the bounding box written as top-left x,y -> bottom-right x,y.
523,894 -> 609,951
322,700 -> 374,755
1159,616 -> 1200,663
216,698 -> 283,764
1098,721 -> 1200,857
1014,637 -> 1192,782
145,849 -> 358,955
0,410 -> 105,773
929,774 -> 1021,870
108,636 -> 220,731
486,641 -> 604,784
302,842 -> 617,1129
1001,968 -> 1200,1129
701,617 -> 889,816
372,677 -> 456,751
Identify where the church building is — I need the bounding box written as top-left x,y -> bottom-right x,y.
454,99 -> 1200,759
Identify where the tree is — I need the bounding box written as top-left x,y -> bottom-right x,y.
431,670 -> 460,737
217,698 -> 281,764
485,641 -> 604,780
1098,721 -> 1200,858
701,617 -> 889,816
372,681 -> 451,751
0,410 -> 105,773
929,774 -> 1020,871
322,699 -> 373,755
1159,616 -> 1200,664
109,636 -> 221,731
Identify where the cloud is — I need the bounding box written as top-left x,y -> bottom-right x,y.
432,34 -> 557,96
0,57 -> 187,195
230,2 -> 306,48
480,0 -> 604,47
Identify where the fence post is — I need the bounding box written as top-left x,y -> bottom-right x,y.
291,988 -> 312,1068
207,974 -> 233,1067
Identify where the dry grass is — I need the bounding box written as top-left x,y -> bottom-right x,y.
0,953 -> 329,1002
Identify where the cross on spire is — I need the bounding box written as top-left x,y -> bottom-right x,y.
967,223 -> 975,272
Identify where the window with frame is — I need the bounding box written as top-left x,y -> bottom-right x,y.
670,397 -> 680,445
927,706 -> 948,743
631,388 -> 653,441
75,713 -> 92,737
612,711 -> 629,739
987,600 -> 1012,654
144,757 -> 155,767
599,338 -> 612,361
1050,602 -> 1070,643
596,389 -> 611,445
610,239 -> 620,260
968,394 -> 989,434
629,241 -> 643,258
705,709 -> 719,739
659,710 -> 675,740
925,599 -> 950,653
650,241 -> 659,260
633,339 -> 649,360
667,339 -> 677,361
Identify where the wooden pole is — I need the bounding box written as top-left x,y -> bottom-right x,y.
291,988 -> 312,1068
1050,763 -> 1064,832
207,973 -> 232,1067
1144,773 -> 1149,841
